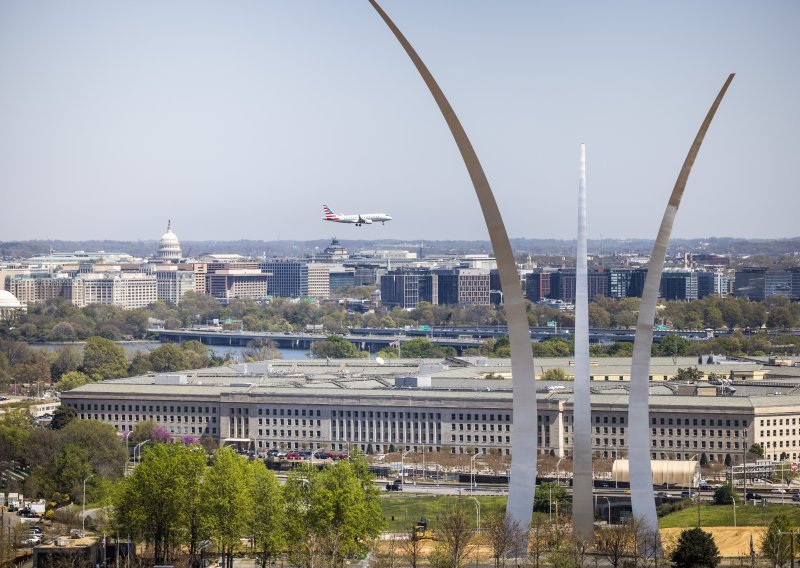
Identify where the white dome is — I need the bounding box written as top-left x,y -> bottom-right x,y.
156,220 -> 182,260
0,290 -> 23,308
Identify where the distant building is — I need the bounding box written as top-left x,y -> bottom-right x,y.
314,238 -> 349,262
732,268 -> 794,301
525,269 -> 555,302
307,264 -> 331,300
155,267 -> 196,305
72,273 -> 157,309
0,290 -> 26,320
380,269 -> 437,309
660,270 -> 699,301
435,268 -> 491,305
261,260 -> 308,298
7,274 -> 73,304
329,268 -> 356,292
548,269 -> 608,304
206,269 -> 269,302
697,271 -> 729,299
607,268 -> 647,299
155,221 -> 182,262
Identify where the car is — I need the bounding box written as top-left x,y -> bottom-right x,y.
266,450 -> 279,458
21,534 -> 41,546
285,453 -> 302,460
746,492 -> 763,500
792,494 -> 800,502
680,491 -> 697,499
770,488 -> 787,494
656,491 -> 673,498
276,452 -> 287,459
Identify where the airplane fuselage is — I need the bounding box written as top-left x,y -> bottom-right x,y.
323,205 -> 392,226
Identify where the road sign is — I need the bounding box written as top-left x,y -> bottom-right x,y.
547,320 -> 557,327
791,462 -> 798,472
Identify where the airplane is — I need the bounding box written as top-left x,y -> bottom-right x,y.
322,205 -> 392,227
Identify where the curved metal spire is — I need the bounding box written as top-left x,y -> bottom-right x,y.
628,74 -> 735,531
573,143 -> 593,540
368,0 -> 538,528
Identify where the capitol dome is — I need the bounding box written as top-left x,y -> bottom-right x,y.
0,290 -> 25,320
156,220 -> 182,261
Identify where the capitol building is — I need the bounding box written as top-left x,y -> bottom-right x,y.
155,220 -> 183,262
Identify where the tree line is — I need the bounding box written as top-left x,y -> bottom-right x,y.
113,445 -> 383,568
0,336 -> 224,393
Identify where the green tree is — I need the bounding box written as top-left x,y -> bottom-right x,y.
749,443 -> 764,459
761,514 -> 794,568
534,481 -> 567,512
673,367 -> 704,382
50,346 -> 82,380
396,337 -> 456,358
202,447 -> 253,568
50,406 -> 78,430
55,371 -> 92,392
248,463 -> 285,568
0,412 -> 33,462
114,443 -> 207,564
60,420 -> 127,479
149,344 -> 190,372
713,483 -> 737,505
654,335 -> 692,357
588,303 -> 611,328
81,337 -> 129,380
670,528 -> 720,568
310,335 -> 367,359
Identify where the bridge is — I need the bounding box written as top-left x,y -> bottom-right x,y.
152,325 -> 719,355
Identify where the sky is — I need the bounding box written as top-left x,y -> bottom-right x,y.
1,1 -> 798,243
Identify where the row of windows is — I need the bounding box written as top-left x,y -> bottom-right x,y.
653,428 -> 741,438
453,423 -> 511,432
761,430 -> 800,437
452,413 -> 511,422
652,417 -> 747,427
452,434 -> 510,444
654,439 -> 739,449
761,418 -> 799,426
77,403 -> 216,413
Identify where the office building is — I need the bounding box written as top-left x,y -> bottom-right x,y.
435,269 -> 491,305
6,274 -> 73,304
206,269 -> 269,302
155,267 -> 197,305
697,271 -> 729,299
660,270 -> 699,301
261,260 -> 309,298
72,273 -> 157,309
380,269 -> 437,309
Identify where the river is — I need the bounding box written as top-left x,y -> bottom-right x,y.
33,342 -> 313,361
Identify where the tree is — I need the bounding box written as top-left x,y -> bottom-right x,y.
149,344 -> 190,373
670,528 -> 720,568
81,337 -> 128,380
242,339 -> 281,362
430,501 -> 476,568
713,483 -> 738,505
700,453 -> 709,467
50,406 -> 77,430
60,420 -> 127,478
399,524 -> 425,568
595,522 -> 636,568
114,443 -> 207,565
55,370 -> 92,392
248,462 -> 285,568
655,335 -> 692,357
749,443 -> 764,459
484,511 -> 527,568
762,514 -> 794,568
533,481 -> 567,512
674,367 -> 704,382
539,368 -> 569,381
284,459 -> 384,567
588,303 -> 611,328
310,335 -> 367,359
202,447 -> 253,568
50,346 -> 82,379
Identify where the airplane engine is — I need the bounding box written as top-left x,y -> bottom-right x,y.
362,218 -> 373,224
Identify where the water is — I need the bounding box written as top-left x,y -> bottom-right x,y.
33,342 -> 312,361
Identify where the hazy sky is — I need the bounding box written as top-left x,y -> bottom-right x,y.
1,1 -> 797,242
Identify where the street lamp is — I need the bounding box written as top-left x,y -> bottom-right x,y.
603,497 -> 612,525
401,449 -> 413,486
468,496 -> 481,533
470,453 -> 479,495
82,474 -> 94,534
133,440 -> 151,465
732,495 -> 737,527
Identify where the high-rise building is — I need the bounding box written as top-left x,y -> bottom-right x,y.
261,260 -> 308,298
660,271 -> 699,301
380,269 -> 437,309
435,269 -> 491,305
733,268 -> 766,300
697,271 -> 728,299
7,274 -> 73,304
525,269 -> 555,302
155,267 -> 196,305
307,264 -> 332,300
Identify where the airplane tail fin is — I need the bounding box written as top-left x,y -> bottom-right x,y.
323,205 -> 340,220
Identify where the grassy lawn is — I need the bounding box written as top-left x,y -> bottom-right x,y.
380,495 -> 508,532
660,502 -> 800,528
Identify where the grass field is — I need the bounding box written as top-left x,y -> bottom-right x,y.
380,495 -> 508,532
659,502 -> 800,528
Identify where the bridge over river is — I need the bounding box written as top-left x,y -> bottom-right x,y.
153,325 -> 716,355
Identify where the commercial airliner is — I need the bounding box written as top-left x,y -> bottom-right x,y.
322,205 -> 392,227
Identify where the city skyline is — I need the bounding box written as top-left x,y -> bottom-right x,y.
1,1 -> 798,241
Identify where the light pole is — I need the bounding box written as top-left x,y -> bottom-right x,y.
603,497 -> 612,525
133,440 -> 151,466
470,453 -> 479,495
732,495 -> 737,527
468,496 -> 481,533
82,474 -> 94,535
401,449 -> 413,486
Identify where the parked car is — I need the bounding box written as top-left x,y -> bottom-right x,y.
770,488 -> 787,494
746,492 -> 763,500
285,453 -> 302,460
680,491 -> 697,499
792,494 -> 800,502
